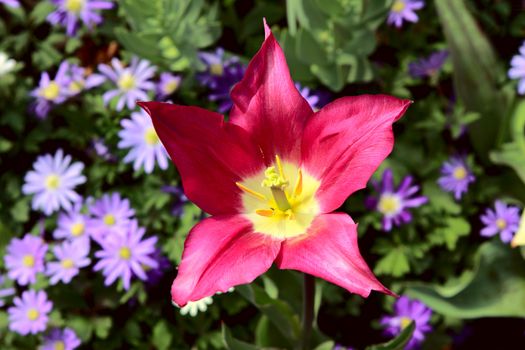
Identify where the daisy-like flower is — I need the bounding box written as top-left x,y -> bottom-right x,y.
40,328 -> 81,350
0,51 -> 16,76
0,275 -> 15,307
387,0 -> 424,28
95,57 -> 156,111
66,63 -> 106,96
8,290 -> 53,335
5,234 -> 47,286
117,109 -> 169,174
437,155 -> 475,200
0,0 -> 20,8
156,72 -> 181,100
508,41 -> 525,95
380,296 -> 432,350
480,200 -> 521,243
22,149 -> 86,215
46,240 -> 91,285
47,0 -> 114,37
178,296 -> 213,317
366,169 -> 427,232
409,51 -> 448,78
198,48 -> 232,86
88,193 -> 135,243
295,83 -> 320,111
54,201 -> 91,242
31,62 -> 71,118
93,220 -> 158,290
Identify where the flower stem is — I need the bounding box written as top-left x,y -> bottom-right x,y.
301,273 -> 315,350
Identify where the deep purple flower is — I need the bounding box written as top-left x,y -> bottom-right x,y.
509,41 -> 525,95
93,220 -> 158,290
156,72 -> 181,99
0,0 -> 20,8
366,169 -> 428,231
8,290 -> 53,335
46,239 -> 91,285
295,82 -> 321,111
437,155 -> 475,200
409,51 -> 448,78
30,62 -> 71,118
41,327 -> 81,350
480,200 -> 521,243
161,185 -> 189,217
0,275 -> 15,307
198,48 -> 233,86
145,248 -> 171,286
380,296 -> 432,350
88,193 -> 135,243
5,234 -> 48,286
47,0 -> 114,36
54,201 -> 91,243
94,57 -> 156,111
387,0 -> 424,28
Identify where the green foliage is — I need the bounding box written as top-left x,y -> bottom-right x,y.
366,322 -> 415,350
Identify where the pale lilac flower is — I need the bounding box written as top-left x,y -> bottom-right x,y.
40,328 -> 81,350
480,200 -> 521,243
47,0 -> 114,36
95,57 -> 156,111
380,296 -> 432,350
366,169 -> 428,232
0,0 -> 20,8
437,155 -> 475,200
31,62 -> 71,118
156,72 -> 181,99
409,51 -> 448,78
54,201 -> 91,242
66,63 -> 106,96
88,193 -> 135,243
5,235 -> 47,286
46,240 -> 91,285
509,41 -> 525,95
22,149 -> 86,215
8,290 -> 53,335
387,0 -> 424,28
93,220 -> 158,290
118,109 -> 169,173
0,275 -> 15,307
295,82 -> 321,111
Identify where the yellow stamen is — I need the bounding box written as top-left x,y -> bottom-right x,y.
103,214 -> 116,226
22,255 -> 35,268
61,258 -> 74,269
26,308 -> 39,321
70,222 -> 85,237
255,209 -> 274,217
392,0 -> 406,13
275,155 -> 285,181
39,81 -> 60,100
399,316 -> 412,330
453,166 -> 467,180
45,174 -> 60,190
118,72 -> 136,91
144,127 -> 160,145
496,218 -> 507,230
119,247 -> 131,260
210,63 -> 223,76
54,341 -> 66,350
65,0 -> 85,13
293,168 -> 303,197
235,182 -> 267,202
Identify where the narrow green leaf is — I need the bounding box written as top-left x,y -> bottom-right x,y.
222,325 -> 259,350
366,322 -> 415,350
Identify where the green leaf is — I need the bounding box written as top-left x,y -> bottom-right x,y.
314,341 -> 335,350
152,320 -> 173,350
366,322 -> 415,350
374,247 -> 410,277
94,317 -> 112,339
406,241 -> 525,318
295,28 -> 326,65
428,217 -> 471,251
222,325 -> 259,350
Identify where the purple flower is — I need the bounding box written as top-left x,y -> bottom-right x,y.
31,62 -> 71,118
66,63 -> 106,95
156,72 -> 181,99
47,0 -> 113,36
93,220 -> 158,290
22,149 -> 86,215
295,82 -> 321,111
380,296 -> 432,350
0,275 -> 15,307
90,137 -> 115,161
387,0 -> 424,28
198,48 -> 232,85
161,185 -> 189,217
145,248 -> 171,286
46,239 -> 91,285
409,51 -> 448,78
41,327 -> 81,350
8,290 -> 53,335
480,200 -> 521,243
0,0 -> 20,8
5,234 -> 48,286
88,193 -> 135,243
366,169 -> 428,232
117,109 -> 169,173
95,57 -> 156,111
437,155 -> 475,200
509,41 -> 525,95
54,201 -> 91,242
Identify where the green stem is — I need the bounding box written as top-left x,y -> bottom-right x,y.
302,273 -> 315,350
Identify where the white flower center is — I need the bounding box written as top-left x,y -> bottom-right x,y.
378,193 -> 402,216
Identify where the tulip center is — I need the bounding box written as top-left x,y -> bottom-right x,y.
496,218 -> 507,230
453,166 -> 467,180
392,0 -> 406,13
210,63 -> 223,76
118,72 -> 136,91
26,308 -> 39,321
378,193 -> 402,216
40,81 -> 61,100
23,254 -> 35,267
236,156 -> 320,238
54,341 -> 66,350
399,316 -> 412,329
70,222 -> 85,236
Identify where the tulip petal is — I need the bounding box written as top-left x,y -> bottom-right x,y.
302,95 -> 411,212
276,213 -> 393,297
171,214 -> 282,306
139,102 -> 264,216
229,20 -> 313,164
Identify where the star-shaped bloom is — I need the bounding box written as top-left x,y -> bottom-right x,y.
88,192 -> 135,243
387,0 -> 424,28
4,234 -> 48,286
437,155 -> 475,200
139,21 -> 410,306
480,200 -> 521,243
46,239 -> 91,285
509,41 -> 525,95
40,327 -> 81,350
47,0 -> 114,37
30,62 -> 72,118
8,290 -> 53,335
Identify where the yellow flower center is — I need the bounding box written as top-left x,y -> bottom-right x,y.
54,341 -> 65,350
236,155 -> 320,238
163,80 -> 179,95
400,316 -> 412,329
144,127 -> 160,145
26,308 -> 39,321
61,258 -> 74,269
119,247 -> 131,260
45,174 -> 61,190
118,72 -> 136,91
69,80 -> 84,94
210,63 -> 223,76
103,214 -> 116,226
496,218 -> 507,230
70,222 -> 85,237
392,0 -> 406,13
40,81 -> 61,100
453,166 -> 467,180
65,0 -> 85,13
22,254 -> 35,267
378,194 -> 401,216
